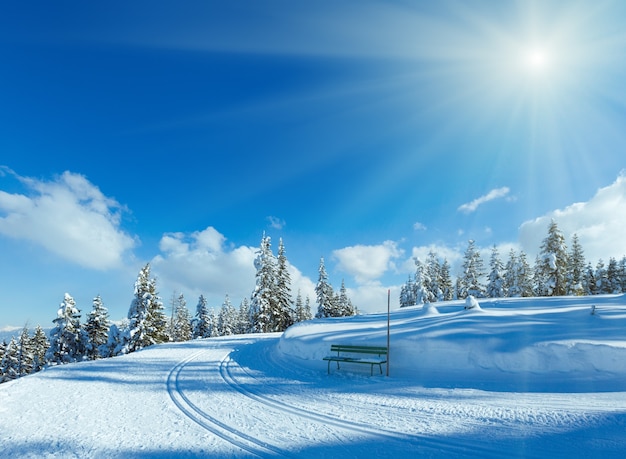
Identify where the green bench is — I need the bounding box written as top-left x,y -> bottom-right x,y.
323,344 -> 388,375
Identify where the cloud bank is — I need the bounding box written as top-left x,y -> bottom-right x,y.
0,168 -> 135,270
519,173 -> 626,263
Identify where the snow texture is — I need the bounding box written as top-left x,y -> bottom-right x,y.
2,295 -> 626,458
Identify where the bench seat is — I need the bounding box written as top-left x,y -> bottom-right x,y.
323,344 -> 388,375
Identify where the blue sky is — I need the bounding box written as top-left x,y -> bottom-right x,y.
2,0 -> 626,329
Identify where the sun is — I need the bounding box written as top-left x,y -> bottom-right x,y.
524,47 -> 551,76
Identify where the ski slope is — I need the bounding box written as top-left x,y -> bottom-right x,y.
2,295 -> 626,458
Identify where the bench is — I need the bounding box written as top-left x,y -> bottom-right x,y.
323,344 -> 388,376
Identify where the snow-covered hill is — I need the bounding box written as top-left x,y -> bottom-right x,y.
2,295 -> 626,458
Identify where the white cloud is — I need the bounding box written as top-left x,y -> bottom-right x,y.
0,168 -> 135,270
519,173 -> 626,263
348,283 -> 401,314
413,221 -> 427,231
267,216 -> 286,230
151,226 -> 257,308
458,187 -> 511,214
332,241 -> 403,284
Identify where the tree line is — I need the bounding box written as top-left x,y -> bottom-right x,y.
400,220 -> 626,307
0,234 -> 356,383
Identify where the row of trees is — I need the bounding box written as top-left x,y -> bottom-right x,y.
1,234 -> 356,383
400,220 -> 626,307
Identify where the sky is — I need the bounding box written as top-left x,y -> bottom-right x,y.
2,0 -> 626,328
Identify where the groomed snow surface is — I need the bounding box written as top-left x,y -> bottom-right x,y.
2,295 -> 626,458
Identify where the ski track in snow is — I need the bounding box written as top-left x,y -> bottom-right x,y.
165,336 -> 570,458
5,296 -> 626,459
166,346 -> 291,457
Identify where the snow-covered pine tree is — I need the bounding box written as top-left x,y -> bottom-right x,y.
425,251 -> 441,302
304,296 -> 313,320
583,262 -> 597,295
336,280 -> 356,316
192,295 -> 212,339
486,245 -> 505,298
504,249 -> 520,297
607,257 -> 621,294
16,326 -> 34,377
237,298 -> 252,334
1,338 -> 19,382
459,240 -> 485,299
618,257 -> 626,293
413,258 -> 429,305
399,275 -> 416,307
250,233 -> 277,332
440,259 -> 454,301
517,251 -> 534,297
293,290 -> 313,322
31,325 -> 49,372
595,260 -> 610,294
274,238 -> 294,331
84,295 -> 110,360
536,220 -> 568,296
566,233 -> 586,296
315,257 -> 337,318
123,263 -> 168,353
0,340 -> 6,382
171,293 -> 192,342
218,295 -> 238,336
45,293 -> 88,364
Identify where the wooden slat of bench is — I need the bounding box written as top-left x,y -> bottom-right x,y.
329,345 -> 387,354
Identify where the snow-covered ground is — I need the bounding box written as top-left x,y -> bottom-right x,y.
2,295 -> 626,458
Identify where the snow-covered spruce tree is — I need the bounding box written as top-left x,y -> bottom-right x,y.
583,262 -> 597,295
536,220 -> 568,296
192,295 -> 212,339
1,338 -> 19,382
46,293 -> 88,365
504,249 -> 520,297
0,340 -> 6,382
336,279 -> 356,316
293,290 -> 313,322
425,251 -> 441,302
100,323 -> 124,358
608,257 -> 623,294
315,257 -> 337,318
566,233 -> 586,296
619,257 -> 626,293
413,258 -> 429,305
84,295 -> 110,360
218,295 -> 238,336
486,245 -> 506,298
459,240 -> 485,299
517,251 -> 535,297
399,275 -> 416,307
17,326 -> 34,377
274,238 -> 294,331
440,259 -> 454,301
595,260 -> 611,294
250,233 -> 277,332
31,325 -> 49,372
304,296 -> 313,321
123,263 -> 168,353
171,293 -> 192,342
237,298 -> 252,335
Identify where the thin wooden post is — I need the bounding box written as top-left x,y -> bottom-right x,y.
386,289 -> 390,377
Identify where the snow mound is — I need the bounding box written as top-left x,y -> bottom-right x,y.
279,295 -> 626,391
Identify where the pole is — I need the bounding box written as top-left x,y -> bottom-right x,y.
386,289 -> 390,377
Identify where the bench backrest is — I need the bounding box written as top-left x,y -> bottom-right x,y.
330,344 -> 387,355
